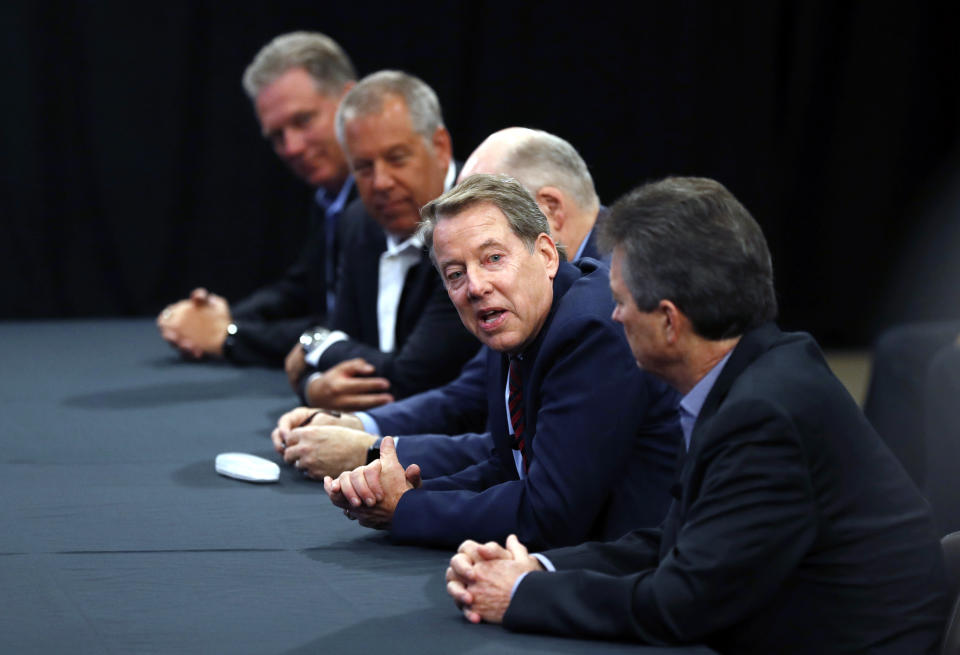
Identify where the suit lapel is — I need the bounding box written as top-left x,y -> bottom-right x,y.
357,216 -> 386,345
664,322 -> 782,553
695,322 -> 782,428
395,250 -> 433,345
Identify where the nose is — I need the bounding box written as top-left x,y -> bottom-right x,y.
611,305 -> 622,324
280,128 -> 306,158
371,160 -> 394,192
465,266 -> 492,300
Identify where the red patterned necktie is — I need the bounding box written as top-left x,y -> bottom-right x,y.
508,357 -> 529,471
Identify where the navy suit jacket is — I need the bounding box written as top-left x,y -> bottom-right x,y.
506,323 -> 948,654
226,188 -> 362,366
369,215 -> 608,471
301,202 -> 478,400
389,260 -> 680,549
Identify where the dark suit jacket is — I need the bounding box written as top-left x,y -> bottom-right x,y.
368,214 -> 608,464
226,187 -> 363,366
305,204 -> 478,400
505,323 -> 948,654
389,260 -> 681,549
372,346 -> 488,439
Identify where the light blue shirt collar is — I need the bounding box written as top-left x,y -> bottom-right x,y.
573,228 -> 593,262
678,349 -> 733,450
314,176 -> 354,219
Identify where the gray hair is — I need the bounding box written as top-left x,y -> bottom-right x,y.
242,31 -> 356,99
335,70 -> 444,145
419,174 -> 565,264
502,129 -> 600,212
600,176 -> 777,340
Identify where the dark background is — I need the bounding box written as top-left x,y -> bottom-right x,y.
2,1 -> 958,347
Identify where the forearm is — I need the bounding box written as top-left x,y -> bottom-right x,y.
226,316 -> 315,366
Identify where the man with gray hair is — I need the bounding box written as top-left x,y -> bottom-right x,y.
321,173 -> 680,550
445,176 -> 947,654
273,127 -> 621,479
157,31 -> 361,366
286,70 -> 478,409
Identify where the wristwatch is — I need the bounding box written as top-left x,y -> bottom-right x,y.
223,322 -> 239,358
299,327 -> 332,354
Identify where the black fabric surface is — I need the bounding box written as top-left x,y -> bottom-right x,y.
0,319 -> 714,654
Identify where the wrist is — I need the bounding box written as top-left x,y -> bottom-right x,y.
365,438 -> 380,465
220,322 -> 238,359
301,371 -> 324,406
299,327 -> 332,354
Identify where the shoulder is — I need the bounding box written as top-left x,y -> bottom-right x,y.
531,260 -> 633,373
554,259 -> 614,318
543,260 -> 618,340
726,329 -> 838,409
701,327 -> 858,454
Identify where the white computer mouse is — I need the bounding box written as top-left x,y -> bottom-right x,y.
215,452 -> 280,483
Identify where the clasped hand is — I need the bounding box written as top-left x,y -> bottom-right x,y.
445,535 -> 543,624
271,406 -> 372,479
304,358 -> 394,410
323,437 -> 420,529
156,287 -> 231,358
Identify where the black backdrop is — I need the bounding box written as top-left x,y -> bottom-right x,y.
2,1 -> 958,347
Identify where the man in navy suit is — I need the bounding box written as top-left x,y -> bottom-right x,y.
274,128 -> 615,479
445,177 -> 948,654
321,174 -> 680,549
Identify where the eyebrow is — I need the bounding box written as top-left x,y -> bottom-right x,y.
436,239 -> 505,270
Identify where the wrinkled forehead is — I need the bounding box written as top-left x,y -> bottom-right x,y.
343,95 -> 419,143
433,205 -> 515,262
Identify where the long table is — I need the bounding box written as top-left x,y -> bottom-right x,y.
0,319 -> 715,654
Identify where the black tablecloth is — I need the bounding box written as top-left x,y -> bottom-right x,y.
0,319 -> 715,654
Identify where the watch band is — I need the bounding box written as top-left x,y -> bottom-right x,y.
299,327 -> 332,354
222,322 -> 239,359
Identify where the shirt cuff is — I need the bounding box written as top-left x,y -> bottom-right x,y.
532,553 -> 556,572
509,554 -> 554,600
304,330 -> 349,366
355,411 -> 382,437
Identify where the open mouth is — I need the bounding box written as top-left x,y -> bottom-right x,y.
478,309 -> 506,330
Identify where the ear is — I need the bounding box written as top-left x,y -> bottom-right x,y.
535,186 -> 566,233
658,300 -> 687,345
535,233 -> 560,280
431,126 -> 453,171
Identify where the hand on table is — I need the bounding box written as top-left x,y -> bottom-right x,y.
305,358 -> 394,410
271,406 -> 364,453
323,437 -> 420,529
446,534 -> 543,624
279,425 -> 376,479
156,287 -> 231,359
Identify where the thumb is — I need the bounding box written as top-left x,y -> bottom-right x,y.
404,463 -> 422,488
380,436 -> 398,463
505,534 -> 529,560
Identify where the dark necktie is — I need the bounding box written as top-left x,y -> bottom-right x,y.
508,357 -> 529,471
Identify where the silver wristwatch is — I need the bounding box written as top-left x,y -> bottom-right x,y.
299,327 -> 332,354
